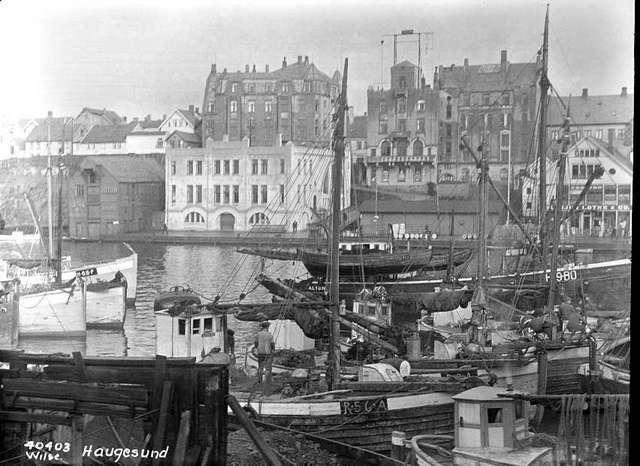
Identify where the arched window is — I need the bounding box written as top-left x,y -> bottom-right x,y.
185,212 -> 205,223
396,139 -> 408,157
249,213 -> 270,225
380,140 -> 392,157
413,139 -> 424,156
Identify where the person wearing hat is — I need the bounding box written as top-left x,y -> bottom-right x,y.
254,321 -> 275,384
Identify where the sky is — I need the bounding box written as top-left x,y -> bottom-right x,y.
0,0 -> 634,122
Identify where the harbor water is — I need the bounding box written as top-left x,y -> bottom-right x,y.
9,241 -> 303,357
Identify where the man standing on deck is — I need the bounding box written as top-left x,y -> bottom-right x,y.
255,321 -> 275,384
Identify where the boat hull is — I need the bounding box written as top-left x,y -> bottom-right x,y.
237,392 -> 455,454
85,282 -> 127,329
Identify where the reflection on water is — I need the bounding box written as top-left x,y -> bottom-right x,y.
11,242 -> 306,357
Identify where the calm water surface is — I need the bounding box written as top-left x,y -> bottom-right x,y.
16,241 -> 304,357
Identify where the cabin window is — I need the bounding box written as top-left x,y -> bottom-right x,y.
178,319 -> 186,335
515,401 -> 525,419
204,317 -> 213,331
380,305 -> 388,317
487,408 -> 503,424
192,319 -> 200,334
367,305 -> 376,317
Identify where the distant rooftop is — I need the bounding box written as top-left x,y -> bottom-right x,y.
548,89 -> 633,126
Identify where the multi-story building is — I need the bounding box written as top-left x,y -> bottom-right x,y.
67,155 -> 164,237
73,107 -> 124,142
166,136 -> 351,232
347,113 -> 368,186
24,112 -> 74,157
201,56 -> 341,147
547,87 -> 633,160
434,50 -> 540,188
521,136 -> 632,237
74,123 -> 137,155
360,61 -> 453,199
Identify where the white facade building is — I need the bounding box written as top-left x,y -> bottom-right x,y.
166,136 -> 351,232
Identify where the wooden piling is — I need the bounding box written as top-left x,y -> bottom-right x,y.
536,351 -> 548,394
71,415 -> 84,465
390,431 -> 406,461
152,381 -> 173,465
172,410 -> 191,466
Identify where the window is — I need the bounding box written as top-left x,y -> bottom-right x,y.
156,137 -> 163,149
223,185 -> 230,204
233,159 -> 240,174
596,129 -> 603,139
75,185 -> 85,198
233,185 -> 239,203
413,139 -> 424,156
397,165 -> 406,182
414,166 -> 422,182
261,159 -> 268,175
230,100 -> 238,113
251,185 -> 258,204
604,185 -> 617,202
417,100 -> 426,112
398,119 -> 407,133
250,159 -> 258,175
196,160 -> 202,175
280,184 -> 285,203
261,185 -> 268,203
231,83 -> 237,93
204,318 -> 213,331
483,93 -> 490,106
381,140 -> 391,156
224,160 -> 230,175
463,93 -> 471,106
379,101 -> 387,114
487,408 -> 503,424
399,76 -> 407,88
207,102 -> 214,113
585,130 -> 591,136
192,319 -> 200,334
379,121 -> 388,134
248,101 -> 255,114
618,185 -> 630,204
280,159 -> 285,174
572,165 -> 579,179
265,101 -> 273,113
617,128 -> 625,139
281,81 -> 289,93
446,104 -> 452,119
214,185 -> 220,203
178,319 -> 185,335
186,185 -> 193,203
397,97 -> 407,114
382,169 -> 389,182
187,160 -> 193,175
303,80 -> 312,92
184,212 -> 205,224
196,185 -> 202,203
502,94 -> 510,106
215,160 -> 221,174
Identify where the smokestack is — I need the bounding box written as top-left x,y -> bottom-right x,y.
265,64 -> 270,73
252,64 -> 256,73
582,88 -> 588,98
621,86 -> 628,97
245,64 -> 249,73
211,64 -> 217,74
464,58 -> 469,72
500,50 -> 507,70
304,56 -> 309,65
282,57 -> 287,68
297,55 -> 302,64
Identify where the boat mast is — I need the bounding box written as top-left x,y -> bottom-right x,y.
328,58 -> 348,391
55,119 -> 69,285
547,109 -> 570,307
24,193 -> 52,266
537,5 -> 550,267
47,113 -> 54,262
477,146 -> 488,288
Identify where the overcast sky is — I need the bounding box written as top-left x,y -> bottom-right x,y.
0,0 -> 634,121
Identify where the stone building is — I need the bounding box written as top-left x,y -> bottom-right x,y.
165,136 -> 351,232
201,56 -> 341,147
362,61 -> 453,197
434,50 -> 540,187
521,136 -> 632,237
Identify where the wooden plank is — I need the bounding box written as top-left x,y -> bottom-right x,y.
152,381 -> 173,466
71,415 -> 84,465
0,410 -> 71,426
3,396 -> 147,418
172,410 -> 191,466
0,352 -> 196,366
3,379 -> 148,405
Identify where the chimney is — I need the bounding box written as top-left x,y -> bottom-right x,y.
211,64 -> 217,74
282,57 -> 287,68
265,64 -> 270,73
464,58 -> 469,72
188,104 -> 194,113
500,50 -> 507,70
223,68 -> 227,73
421,77 -> 426,88
195,107 -> 199,114
252,64 -> 256,73
123,116 -> 127,123
304,56 -> 309,65
47,110 -> 53,118
621,86 -> 628,97
582,88 -> 588,98
245,64 -> 249,73
297,55 -> 302,64
145,114 -> 150,121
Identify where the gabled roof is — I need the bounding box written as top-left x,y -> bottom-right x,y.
80,156 -> 164,183
138,119 -> 163,129
548,93 -> 634,126
81,122 -> 136,144
269,61 -> 332,81
392,60 -> 418,69
77,107 -> 123,125
579,136 -> 633,172
438,62 -> 538,94
166,130 -> 201,145
25,117 -> 74,143
176,109 -> 201,128
347,116 -> 367,139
